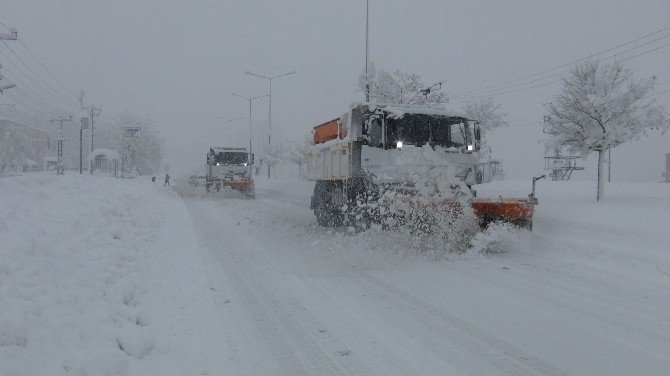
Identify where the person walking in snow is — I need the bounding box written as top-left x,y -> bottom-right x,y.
164,173 -> 170,187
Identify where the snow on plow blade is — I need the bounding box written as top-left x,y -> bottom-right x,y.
470,197 -> 537,229
206,178 -> 255,197
381,195 -> 536,231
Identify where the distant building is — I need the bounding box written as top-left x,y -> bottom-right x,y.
0,119 -> 49,172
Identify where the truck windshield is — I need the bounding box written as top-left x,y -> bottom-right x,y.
386,114 -> 470,149
214,152 -> 248,165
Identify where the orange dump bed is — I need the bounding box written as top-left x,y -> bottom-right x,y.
313,118 -> 346,144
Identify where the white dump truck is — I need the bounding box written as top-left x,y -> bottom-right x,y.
301,102 -> 538,229
204,147 -> 255,198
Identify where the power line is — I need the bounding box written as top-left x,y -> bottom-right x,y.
0,63 -> 57,109
1,40 -> 74,106
452,38 -> 670,100
0,51 -> 65,109
10,87 -> 50,112
453,27 -> 670,98
4,92 -> 41,113
16,38 -> 78,97
14,86 -> 52,111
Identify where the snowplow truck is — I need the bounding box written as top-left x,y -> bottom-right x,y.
205,147 -> 255,198
301,102 -> 538,229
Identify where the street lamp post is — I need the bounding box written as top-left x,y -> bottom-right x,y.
244,70 -> 295,179
80,112 -> 90,174
231,93 -> 268,156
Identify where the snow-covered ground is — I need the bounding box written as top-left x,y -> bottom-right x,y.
2,173 -> 669,375
0,174 -> 234,375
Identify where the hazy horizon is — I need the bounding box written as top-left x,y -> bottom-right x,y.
2,0 -> 669,181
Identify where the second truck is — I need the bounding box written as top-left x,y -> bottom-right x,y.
204,147 -> 256,198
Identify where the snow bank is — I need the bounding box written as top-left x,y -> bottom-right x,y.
0,174 -> 231,375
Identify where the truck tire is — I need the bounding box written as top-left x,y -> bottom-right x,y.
245,186 -> 256,199
313,180 -> 344,227
345,172 -> 379,231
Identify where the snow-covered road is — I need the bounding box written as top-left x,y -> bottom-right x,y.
3,174 -> 667,375
182,180 -> 670,375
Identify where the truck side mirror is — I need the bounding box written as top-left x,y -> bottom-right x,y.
249,154 -> 254,165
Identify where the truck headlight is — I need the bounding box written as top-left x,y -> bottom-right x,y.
467,144 -> 474,151
396,141 -> 403,148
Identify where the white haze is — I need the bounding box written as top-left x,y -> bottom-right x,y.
2,0 -> 669,181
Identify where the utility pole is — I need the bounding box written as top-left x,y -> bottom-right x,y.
232,93 -> 268,157
50,113 -> 72,176
0,28 -> 18,93
89,106 -> 101,174
0,28 -> 17,41
78,90 -> 102,174
0,82 -> 16,94
365,0 -> 370,102
244,70 -> 295,179
79,112 -> 91,174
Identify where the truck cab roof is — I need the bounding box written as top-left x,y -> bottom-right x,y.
350,102 -> 470,120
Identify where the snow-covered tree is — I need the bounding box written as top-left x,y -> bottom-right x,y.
544,60 -> 668,201
281,135 -> 312,165
462,97 -> 506,161
358,63 -> 447,105
0,125 -> 32,172
111,113 -> 163,176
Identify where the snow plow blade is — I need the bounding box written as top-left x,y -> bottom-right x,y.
206,178 -> 255,198
470,198 -> 537,229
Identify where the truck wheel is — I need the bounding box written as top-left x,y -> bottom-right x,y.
517,219 -> 533,231
345,173 -> 379,231
313,181 -> 344,227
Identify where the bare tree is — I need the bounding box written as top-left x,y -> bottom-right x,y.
544,60 -> 668,201
359,63 -> 447,105
462,97 -> 506,161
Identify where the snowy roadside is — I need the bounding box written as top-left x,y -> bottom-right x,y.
0,174 -> 231,375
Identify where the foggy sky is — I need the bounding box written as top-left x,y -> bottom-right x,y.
2,0 -> 669,181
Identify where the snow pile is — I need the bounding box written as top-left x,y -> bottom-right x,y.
0,174 -> 230,375
468,221 -> 532,255
371,145 -> 478,255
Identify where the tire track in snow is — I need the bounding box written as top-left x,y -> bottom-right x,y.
186,198 -> 311,375
445,261 -> 670,361
209,185 -> 564,374
415,263 -> 669,374
185,197 -> 365,375
355,272 -> 569,376
483,259 -> 670,343
281,274 -> 433,375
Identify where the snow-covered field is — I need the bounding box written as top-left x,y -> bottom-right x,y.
2,173 -> 669,375
0,174 -> 233,375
